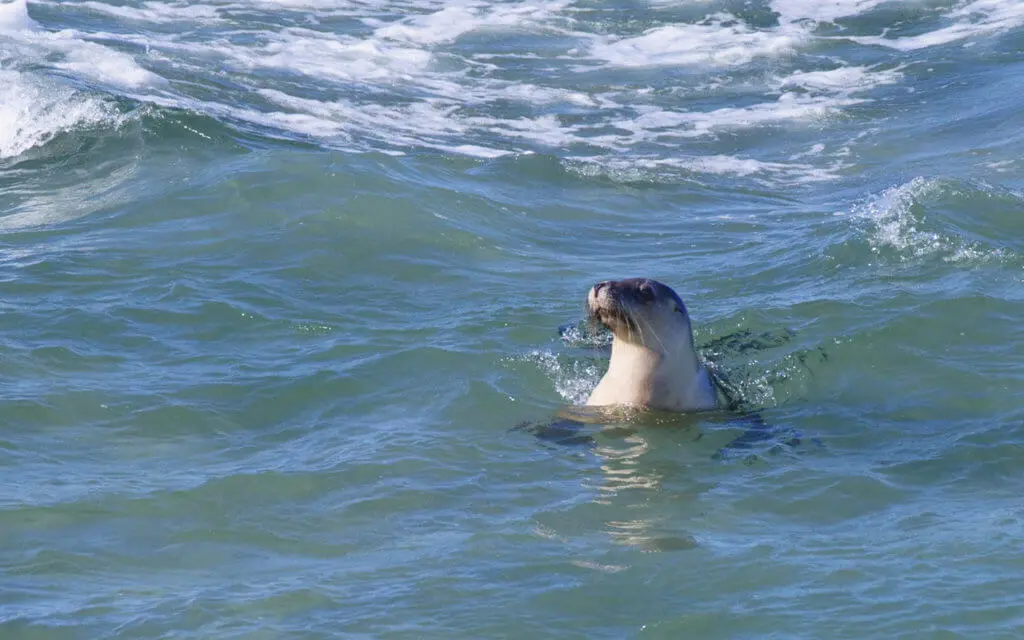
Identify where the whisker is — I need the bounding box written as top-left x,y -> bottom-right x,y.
619,301 -> 638,342
647,319 -> 668,354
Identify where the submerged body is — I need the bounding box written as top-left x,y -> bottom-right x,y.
585,278 -> 718,413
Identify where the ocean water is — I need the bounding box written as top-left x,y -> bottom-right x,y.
3,0 -> 1024,636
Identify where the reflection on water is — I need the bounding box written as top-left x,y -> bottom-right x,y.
584,423 -> 704,552
591,432 -> 659,501
606,519 -> 700,553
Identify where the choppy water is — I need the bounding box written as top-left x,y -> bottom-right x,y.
3,0 -> 1024,636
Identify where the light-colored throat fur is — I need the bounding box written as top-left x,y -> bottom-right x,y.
586,331 -> 718,413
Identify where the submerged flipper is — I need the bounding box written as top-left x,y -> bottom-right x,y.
713,411 -> 823,462
512,418 -> 594,447
719,411 -> 777,449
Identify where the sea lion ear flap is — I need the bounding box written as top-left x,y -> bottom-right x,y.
675,302 -> 691,322
655,282 -> 686,316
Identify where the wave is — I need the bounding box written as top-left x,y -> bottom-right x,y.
7,0 -> 1022,184
845,0 -> 1024,50
0,68 -> 123,160
846,177 -> 1017,265
0,0 -> 164,89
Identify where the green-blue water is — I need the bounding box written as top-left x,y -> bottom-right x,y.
3,0 -> 1024,636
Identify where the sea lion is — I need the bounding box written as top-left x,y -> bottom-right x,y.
586,278 -> 718,413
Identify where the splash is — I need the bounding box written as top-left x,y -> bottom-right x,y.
851,178 -> 1009,264
524,350 -> 603,406
0,69 -> 122,160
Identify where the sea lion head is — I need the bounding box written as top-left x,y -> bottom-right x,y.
587,278 -> 694,351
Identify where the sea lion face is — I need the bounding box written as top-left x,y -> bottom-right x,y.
587,278 -> 693,349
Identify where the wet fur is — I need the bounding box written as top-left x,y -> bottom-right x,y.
585,278 -> 718,412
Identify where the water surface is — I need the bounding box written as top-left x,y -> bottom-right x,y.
3,0 -> 1024,636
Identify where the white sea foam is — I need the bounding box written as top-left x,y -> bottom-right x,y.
0,68 -> 121,160
607,68 -> 891,143
75,1 -> 221,22
135,44 -> 882,182
260,89 -> 461,139
682,155 -> 834,181
257,88 -> 570,154
563,62 -> 900,183
852,178 -> 1005,264
0,0 -> 44,34
243,74 -> 856,165
781,66 -> 903,93
589,16 -> 802,68
449,144 -> 512,158
771,0 -> 1024,52
770,0 -> 894,25
661,93 -> 856,137
371,0 -> 570,46
235,0 -> 443,10
249,29 -> 434,82
572,153 -> 840,186
55,39 -> 165,88
847,0 -> 1024,50
0,0 -> 36,29
9,0 -> 929,185
186,0 -> 570,85
986,159 -> 1015,172
855,178 -> 943,256
790,143 -> 826,159
489,83 -> 597,107
633,64 -> 903,139
0,0 -> 164,89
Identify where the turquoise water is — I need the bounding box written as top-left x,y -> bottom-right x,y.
4,0 -> 1024,636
